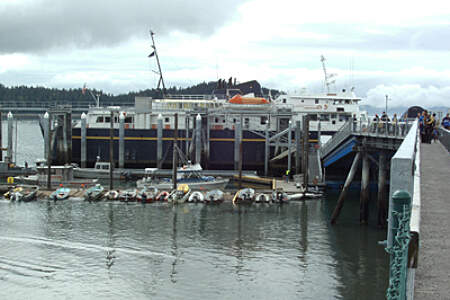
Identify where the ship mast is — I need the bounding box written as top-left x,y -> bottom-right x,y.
149,30 -> 166,95
320,55 -> 336,94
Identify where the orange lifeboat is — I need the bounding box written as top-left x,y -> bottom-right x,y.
229,94 -> 270,104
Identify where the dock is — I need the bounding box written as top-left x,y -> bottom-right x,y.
414,142 -> 450,299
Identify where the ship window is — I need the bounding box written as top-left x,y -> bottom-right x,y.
102,165 -> 109,170
337,107 -> 345,112
96,116 -> 104,123
260,116 -> 268,125
165,117 -> 170,123
331,114 -> 337,119
339,114 -> 350,122
233,118 -> 236,123
282,99 -> 286,104
345,100 -> 351,104
105,116 -> 111,123
215,117 -> 219,123
244,118 -> 250,127
301,100 -> 304,103
320,114 -> 330,121
309,114 -> 318,121
125,116 -> 133,123
114,116 -> 118,123
315,99 -> 319,104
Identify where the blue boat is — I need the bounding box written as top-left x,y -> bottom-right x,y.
50,187 -> 71,201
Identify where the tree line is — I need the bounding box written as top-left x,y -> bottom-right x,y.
0,81 -> 278,107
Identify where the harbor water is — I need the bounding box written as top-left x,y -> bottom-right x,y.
0,120 -> 389,299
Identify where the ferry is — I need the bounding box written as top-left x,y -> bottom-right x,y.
67,82 -> 366,171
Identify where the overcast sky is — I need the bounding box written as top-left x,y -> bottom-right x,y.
1,0 -> 450,109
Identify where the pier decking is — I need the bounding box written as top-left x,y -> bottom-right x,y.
414,142 -> 450,299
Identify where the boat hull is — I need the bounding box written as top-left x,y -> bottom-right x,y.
71,128 -> 283,170
137,178 -> 229,191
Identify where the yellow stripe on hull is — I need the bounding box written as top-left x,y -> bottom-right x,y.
72,136 -> 318,143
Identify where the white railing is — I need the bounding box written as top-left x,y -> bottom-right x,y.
387,119 -> 420,299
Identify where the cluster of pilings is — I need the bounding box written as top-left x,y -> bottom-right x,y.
330,146 -> 388,227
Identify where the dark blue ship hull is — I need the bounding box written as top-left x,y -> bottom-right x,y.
72,128 -> 271,170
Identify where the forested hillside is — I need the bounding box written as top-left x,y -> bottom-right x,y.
0,81 -> 277,107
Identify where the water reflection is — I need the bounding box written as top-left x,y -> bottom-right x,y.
0,195 -> 388,299
170,206 -> 179,283
325,191 -> 389,300
106,204 -> 116,271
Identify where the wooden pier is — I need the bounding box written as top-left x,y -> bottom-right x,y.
414,142 -> 450,299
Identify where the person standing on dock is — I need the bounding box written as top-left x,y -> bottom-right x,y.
419,111 -> 425,142
442,113 -> 450,129
424,111 -> 434,144
285,169 -> 290,183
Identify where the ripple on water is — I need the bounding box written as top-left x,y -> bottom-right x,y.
0,176 -> 389,299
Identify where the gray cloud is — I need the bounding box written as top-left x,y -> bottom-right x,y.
256,22 -> 450,52
0,0 -> 243,53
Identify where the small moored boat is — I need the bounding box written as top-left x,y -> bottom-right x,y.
155,191 -> 169,202
105,190 -> 120,201
255,193 -> 270,203
137,162 -> 229,191
50,186 -> 71,201
168,184 -> 191,204
205,189 -> 224,204
84,184 -> 104,202
233,188 -> 255,205
9,186 -> 39,202
271,191 -> 289,203
137,186 -> 158,203
119,189 -> 137,202
188,191 -> 204,203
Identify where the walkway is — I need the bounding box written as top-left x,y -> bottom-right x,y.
415,142 -> 450,299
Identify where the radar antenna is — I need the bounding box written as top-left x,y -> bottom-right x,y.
149,30 -> 166,94
320,55 -> 337,94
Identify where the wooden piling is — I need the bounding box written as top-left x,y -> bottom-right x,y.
238,126 -> 243,190
0,111 -> 2,161
185,116 -> 189,159
302,115 -> 309,190
172,113 -> 178,190
195,114 -> 201,164
119,112 -> 125,169
234,117 -> 241,170
109,110 -> 114,190
43,112 -> 49,161
63,114 -> 69,164
157,114 -> 163,168
206,115 -> 210,167
81,112 -> 87,168
264,120 -> 269,176
377,151 -> 387,227
360,151 -> 370,224
295,120 -> 301,174
46,113 -> 52,190
7,112 -> 13,162
287,119 -> 292,175
330,152 -> 361,224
